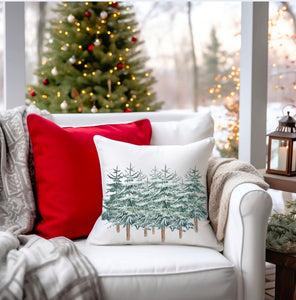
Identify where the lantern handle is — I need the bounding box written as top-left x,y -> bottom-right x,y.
282,104 -> 296,117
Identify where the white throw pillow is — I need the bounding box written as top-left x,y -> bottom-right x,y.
150,113 -> 214,145
88,135 -> 222,251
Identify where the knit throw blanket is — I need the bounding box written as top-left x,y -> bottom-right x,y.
207,157 -> 269,242
0,106 -> 101,299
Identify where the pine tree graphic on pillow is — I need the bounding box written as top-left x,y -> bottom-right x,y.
102,163 -> 207,242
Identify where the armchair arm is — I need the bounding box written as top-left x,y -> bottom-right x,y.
223,183 -> 272,300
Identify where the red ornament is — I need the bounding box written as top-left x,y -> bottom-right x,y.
111,2 -> 118,8
43,78 -> 49,85
117,62 -> 123,69
85,11 -> 91,18
30,90 -> 36,97
88,44 -> 94,51
125,108 -> 132,113
132,36 -> 137,42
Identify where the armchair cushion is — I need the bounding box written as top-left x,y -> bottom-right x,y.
76,240 -> 236,300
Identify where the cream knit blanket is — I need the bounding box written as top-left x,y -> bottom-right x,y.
207,157 -> 269,242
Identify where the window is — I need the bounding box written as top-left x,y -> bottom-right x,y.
267,2 -> 296,133
267,3 -> 296,214
25,1 -> 241,157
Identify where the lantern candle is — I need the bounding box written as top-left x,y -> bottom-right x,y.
278,145 -> 287,171
267,111 -> 296,176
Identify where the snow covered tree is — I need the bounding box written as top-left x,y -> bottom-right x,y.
120,163 -> 143,240
102,166 -> 124,232
184,167 -> 207,232
27,2 -> 162,113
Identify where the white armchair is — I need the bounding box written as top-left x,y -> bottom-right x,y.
52,111 -> 272,300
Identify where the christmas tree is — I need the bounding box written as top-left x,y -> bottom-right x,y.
209,64 -> 240,158
27,2 -> 162,113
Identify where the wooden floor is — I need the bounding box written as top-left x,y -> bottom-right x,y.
265,263 -> 276,300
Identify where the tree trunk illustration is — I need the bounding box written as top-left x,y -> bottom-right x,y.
144,227 -> 148,237
161,227 -> 165,242
116,225 -> 120,233
126,225 -> 130,240
194,218 -> 198,232
179,227 -> 182,239
152,227 -> 155,234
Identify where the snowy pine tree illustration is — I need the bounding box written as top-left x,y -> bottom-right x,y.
103,163 -> 207,242
184,167 -> 207,232
102,166 -> 124,232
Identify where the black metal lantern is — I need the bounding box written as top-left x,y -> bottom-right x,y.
267,112 -> 296,176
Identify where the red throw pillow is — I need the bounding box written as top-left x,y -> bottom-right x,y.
27,114 -> 152,239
